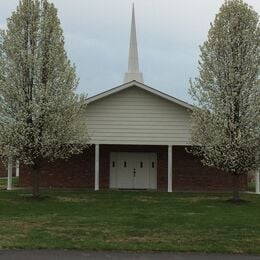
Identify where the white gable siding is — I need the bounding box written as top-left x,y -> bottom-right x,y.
85,86 -> 192,145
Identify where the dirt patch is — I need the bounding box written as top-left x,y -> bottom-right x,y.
55,196 -> 96,203
106,233 -> 165,243
135,196 -> 159,203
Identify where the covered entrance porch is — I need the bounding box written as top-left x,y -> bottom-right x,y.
94,144 -> 173,192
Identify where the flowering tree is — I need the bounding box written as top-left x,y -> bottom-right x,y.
190,0 -> 260,201
0,0 -> 88,197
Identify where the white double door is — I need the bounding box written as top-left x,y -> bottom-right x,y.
110,152 -> 157,189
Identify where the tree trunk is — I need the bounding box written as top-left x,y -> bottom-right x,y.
32,163 -> 40,198
232,174 -> 240,202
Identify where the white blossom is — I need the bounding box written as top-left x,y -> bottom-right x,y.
0,0 -> 89,195
189,0 -> 260,200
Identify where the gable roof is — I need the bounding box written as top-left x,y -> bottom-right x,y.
86,80 -> 194,110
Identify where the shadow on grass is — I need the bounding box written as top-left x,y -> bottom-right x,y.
19,193 -> 50,201
225,198 -> 250,204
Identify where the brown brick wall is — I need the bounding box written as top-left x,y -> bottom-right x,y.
19,145 -> 247,191
0,162 -> 6,177
172,146 -> 247,191
20,147 -> 95,188
0,161 -> 16,178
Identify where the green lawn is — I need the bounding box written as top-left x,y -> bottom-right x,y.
0,189 -> 259,254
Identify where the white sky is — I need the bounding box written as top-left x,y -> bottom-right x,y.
1,0 -> 260,103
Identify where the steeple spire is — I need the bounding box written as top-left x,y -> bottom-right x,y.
124,4 -> 144,83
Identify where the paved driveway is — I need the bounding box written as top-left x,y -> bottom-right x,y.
0,250 -> 259,260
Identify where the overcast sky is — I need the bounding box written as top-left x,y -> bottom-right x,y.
1,0 -> 260,103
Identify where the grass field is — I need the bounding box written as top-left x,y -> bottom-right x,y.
0,188 -> 259,254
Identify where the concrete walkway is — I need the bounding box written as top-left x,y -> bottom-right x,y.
0,250 -> 259,260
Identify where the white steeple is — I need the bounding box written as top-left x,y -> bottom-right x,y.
124,4 -> 144,83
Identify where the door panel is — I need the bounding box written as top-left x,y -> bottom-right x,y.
110,153 -> 118,188
117,153 -> 133,189
148,153 -> 157,189
133,153 -> 149,189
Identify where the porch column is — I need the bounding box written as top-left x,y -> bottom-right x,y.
95,144 -> 99,191
16,160 -> 20,177
7,158 -> 13,191
256,170 -> 260,194
168,145 -> 172,192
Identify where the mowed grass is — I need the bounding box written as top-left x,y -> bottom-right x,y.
0,188 -> 259,254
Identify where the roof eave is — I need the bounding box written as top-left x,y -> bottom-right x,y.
86,80 -> 194,110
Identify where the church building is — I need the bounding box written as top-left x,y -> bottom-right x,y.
10,6 -> 249,191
